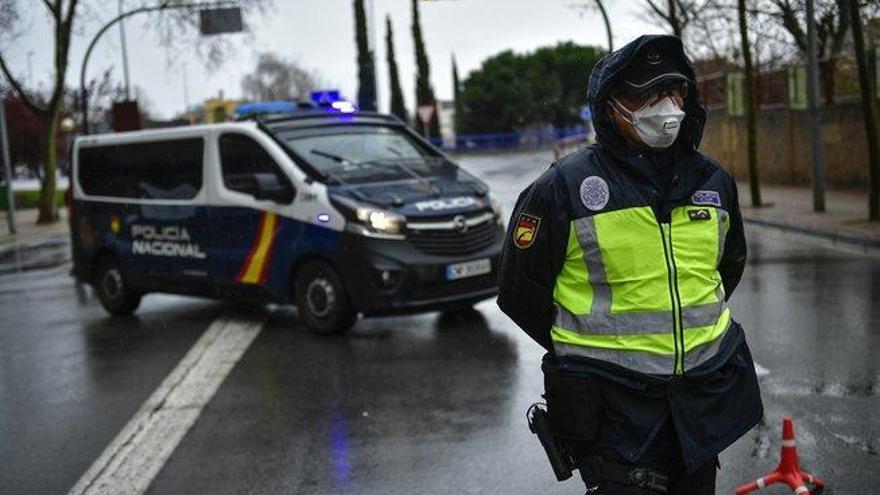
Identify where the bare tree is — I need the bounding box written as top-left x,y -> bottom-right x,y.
568,1 -> 614,52
849,0 -> 880,220
768,0 -> 850,103
241,53 -> 323,102
135,0 -> 272,68
0,1 -> 79,223
739,0 -> 763,206
0,1 -> 271,223
642,0 -> 714,37
683,1 -> 801,69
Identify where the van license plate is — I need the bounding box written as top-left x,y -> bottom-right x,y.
445,258 -> 491,280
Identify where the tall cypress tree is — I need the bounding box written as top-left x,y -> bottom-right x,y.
452,54 -> 463,136
411,0 -> 439,137
354,0 -> 376,111
385,16 -> 408,122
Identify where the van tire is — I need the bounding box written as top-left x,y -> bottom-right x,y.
95,256 -> 142,316
295,260 -> 355,334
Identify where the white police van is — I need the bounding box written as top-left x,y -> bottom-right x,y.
69,106 -> 504,333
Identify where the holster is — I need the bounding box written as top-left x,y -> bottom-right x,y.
543,370 -> 602,443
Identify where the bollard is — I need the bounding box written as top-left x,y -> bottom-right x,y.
735,417 -> 825,495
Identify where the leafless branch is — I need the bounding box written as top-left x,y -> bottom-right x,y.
0,51 -> 47,115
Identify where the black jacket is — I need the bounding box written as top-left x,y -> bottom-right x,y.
497,35 -> 762,472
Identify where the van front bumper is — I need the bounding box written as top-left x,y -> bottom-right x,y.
332,227 -> 503,316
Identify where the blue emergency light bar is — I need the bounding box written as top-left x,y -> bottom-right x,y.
310,90 -> 357,114
310,90 -> 341,104
235,101 -> 301,119
234,92 -> 357,121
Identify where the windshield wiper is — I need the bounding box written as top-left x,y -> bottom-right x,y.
311,149 -> 352,163
357,157 -> 445,195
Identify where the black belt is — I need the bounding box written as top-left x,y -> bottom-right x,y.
580,456 -> 670,494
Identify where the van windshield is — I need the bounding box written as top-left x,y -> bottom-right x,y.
273,125 -> 453,184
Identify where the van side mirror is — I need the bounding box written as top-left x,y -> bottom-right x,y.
252,173 -> 295,204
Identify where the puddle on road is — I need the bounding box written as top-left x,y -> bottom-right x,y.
0,234 -> 70,274
763,377 -> 878,398
832,433 -> 879,456
750,418 -> 772,459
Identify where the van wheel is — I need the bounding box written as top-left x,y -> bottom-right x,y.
295,260 -> 355,334
95,256 -> 142,316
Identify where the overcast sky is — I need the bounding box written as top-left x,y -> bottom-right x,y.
6,0 -> 664,119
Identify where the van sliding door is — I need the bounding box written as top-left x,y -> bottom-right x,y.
78,138 -> 210,291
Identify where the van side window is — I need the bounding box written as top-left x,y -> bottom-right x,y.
219,133 -> 295,203
78,138 -> 204,200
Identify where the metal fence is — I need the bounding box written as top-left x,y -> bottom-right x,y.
431,125 -> 591,153
695,60 -> 863,116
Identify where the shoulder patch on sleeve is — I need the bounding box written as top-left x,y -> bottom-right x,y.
691,190 -> 722,207
513,213 -> 541,249
580,176 -> 610,211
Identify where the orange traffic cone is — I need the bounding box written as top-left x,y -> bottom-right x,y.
735,417 -> 825,494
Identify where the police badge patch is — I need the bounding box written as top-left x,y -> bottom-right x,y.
513,213 -> 541,249
692,190 -> 722,207
580,176 -> 610,211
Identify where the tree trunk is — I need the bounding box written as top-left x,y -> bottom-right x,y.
386,16 -> 408,122
738,0 -> 761,207
667,0 -> 682,37
819,58 -> 836,105
354,0 -> 376,112
595,0 -> 613,52
37,111 -> 59,224
849,0 -> 880,221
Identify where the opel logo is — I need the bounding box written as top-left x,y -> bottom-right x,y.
452,215 -> 468,233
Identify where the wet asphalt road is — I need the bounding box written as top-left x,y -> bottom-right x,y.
1,149 -> 878,494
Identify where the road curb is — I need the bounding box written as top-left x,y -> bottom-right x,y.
743,216 -> 880,255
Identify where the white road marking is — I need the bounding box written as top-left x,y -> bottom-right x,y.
68,314 -> 265,495
754,361 -> 770,377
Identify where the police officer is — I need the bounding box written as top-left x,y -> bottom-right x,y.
498,35 -> 763,494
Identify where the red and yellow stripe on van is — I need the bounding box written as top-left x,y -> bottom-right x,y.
236,211 -> 278,285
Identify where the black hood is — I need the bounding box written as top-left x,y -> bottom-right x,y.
587,35 -> 706,157
328,171 -> 490,217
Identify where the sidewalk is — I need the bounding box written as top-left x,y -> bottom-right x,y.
0,207 -> 69,254
738,183 -> 880,252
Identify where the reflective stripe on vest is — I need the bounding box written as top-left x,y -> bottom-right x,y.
551,205 -> 730,375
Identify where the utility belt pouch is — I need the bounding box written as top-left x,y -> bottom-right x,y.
543,370 -> 601,442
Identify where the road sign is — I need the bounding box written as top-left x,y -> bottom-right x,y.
199,7 -> 243,36
417,104 -> 435,126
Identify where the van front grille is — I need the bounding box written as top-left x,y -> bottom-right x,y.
407,219 -> 499,256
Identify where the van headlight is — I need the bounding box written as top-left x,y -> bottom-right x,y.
356,207 -> 406,235
329,194 -> 407,239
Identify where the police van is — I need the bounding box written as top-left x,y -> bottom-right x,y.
70,107 -> 504,333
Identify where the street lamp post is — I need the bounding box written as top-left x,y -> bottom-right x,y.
0,94 -> 16,235
79,1 -> 238,134
805,0 -> 826,212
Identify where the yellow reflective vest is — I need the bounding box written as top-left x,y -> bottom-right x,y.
551,205 -> 730,375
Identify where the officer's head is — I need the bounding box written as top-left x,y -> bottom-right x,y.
607,39 -> 690,150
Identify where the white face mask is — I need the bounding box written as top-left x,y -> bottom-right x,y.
610,95 -> 685,149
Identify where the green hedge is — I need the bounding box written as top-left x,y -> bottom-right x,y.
0,189 -> 67,210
